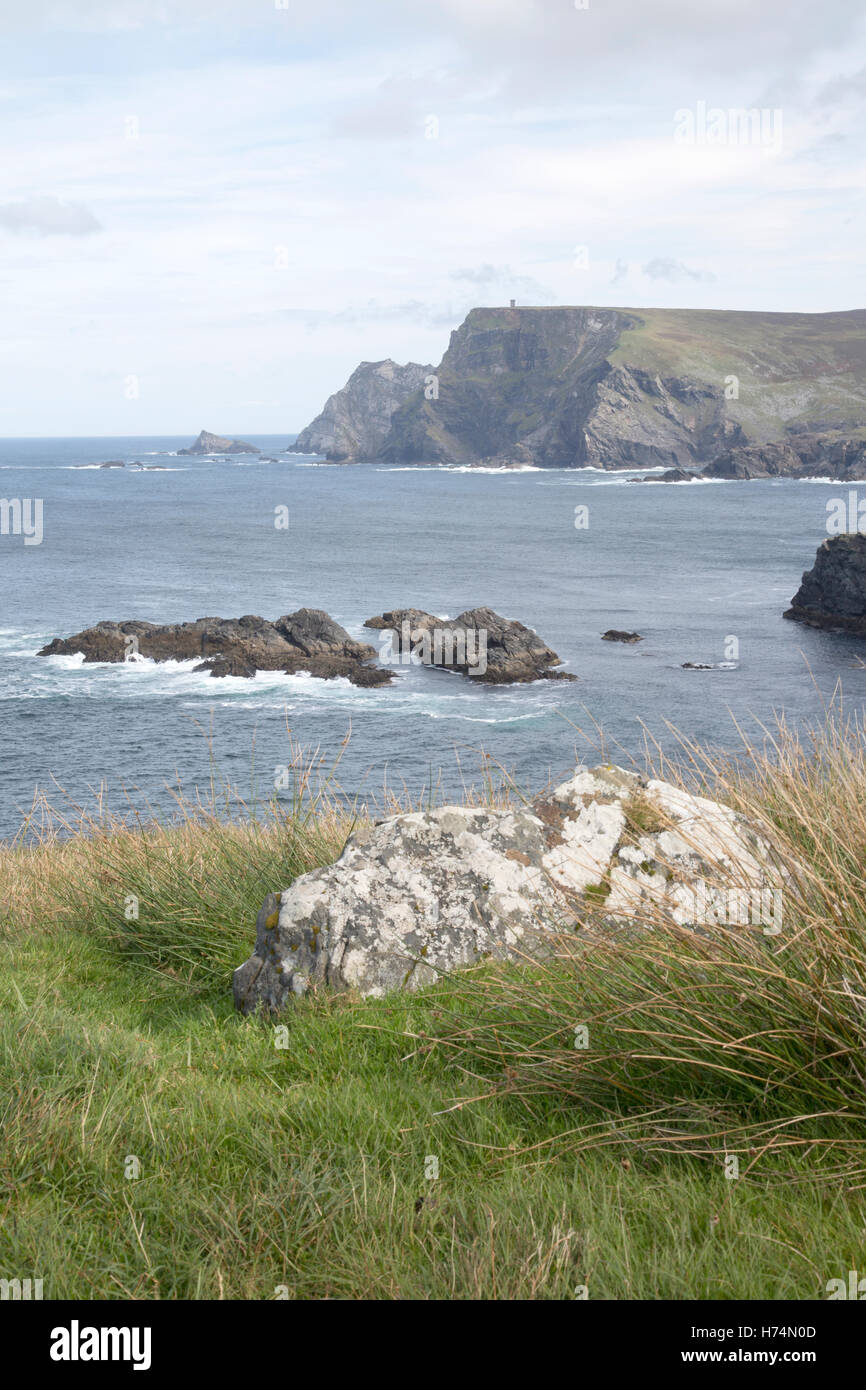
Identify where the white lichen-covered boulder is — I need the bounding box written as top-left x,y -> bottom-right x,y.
233,764 -> 781,1012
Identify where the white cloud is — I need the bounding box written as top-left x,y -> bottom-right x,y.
642,258 -> 717,284
0,196 -> 101,236
0,2 -> 864,432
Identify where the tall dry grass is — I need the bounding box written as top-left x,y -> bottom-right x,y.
428,707 -> 866,1185
0,736 -> 356,987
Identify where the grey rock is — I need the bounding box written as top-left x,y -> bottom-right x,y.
233,764 -> 782,1011
178,430 -> 260,456
37,608 -> 393,686
784,533 -> 866,635
702,442 -> 804,479
364,606 -> 576,683
637,468 -> 700,483
682,661 -> 738,670
601,629 -> 643,643
292,359 -> 434,462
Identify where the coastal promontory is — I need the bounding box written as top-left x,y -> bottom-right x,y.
294,305 -> 866,475
291,359 -> 434,462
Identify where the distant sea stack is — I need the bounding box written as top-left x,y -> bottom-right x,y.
292,360 -> 434,462
179,430 -> 260,456
299,305 -> 866,472
784,534 -> 866,635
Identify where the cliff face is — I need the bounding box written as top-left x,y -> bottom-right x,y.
705,438 -> 866,480
381,308 -> 746,469
292,359 -> 434,461
304,305 -> 866,471
784,534 -> 866,635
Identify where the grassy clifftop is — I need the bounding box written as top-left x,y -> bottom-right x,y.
3,720 -> 866,1299
379,304 -> 866,467
610,305 -> 866,441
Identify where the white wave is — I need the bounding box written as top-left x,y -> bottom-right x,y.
376,463 -> 543,474
682,661 -> 739,670
63,464 -> 187,472
644,476 -> 732,485
572,465 -> 668,475
796,476 -> 864,485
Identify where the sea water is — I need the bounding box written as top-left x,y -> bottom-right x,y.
1,434 -> 864,838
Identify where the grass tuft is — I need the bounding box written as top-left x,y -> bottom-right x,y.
2,715 -> 865,1297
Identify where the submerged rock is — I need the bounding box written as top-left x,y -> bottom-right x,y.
637,468 -> 700,483
363,606 -> 575,683
784,533 -> 866,635
233,764 -> 781,1010
682,661 -> 738,670
37,609 -> 392,686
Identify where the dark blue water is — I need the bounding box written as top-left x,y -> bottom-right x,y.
1,434 -> 864,839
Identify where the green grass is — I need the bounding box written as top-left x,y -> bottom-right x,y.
2,725 -> 865,1299
2,930 -> 862,1300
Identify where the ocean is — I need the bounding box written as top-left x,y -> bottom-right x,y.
1,433 -> 864,840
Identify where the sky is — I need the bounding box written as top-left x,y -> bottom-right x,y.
1,0 -> 865,436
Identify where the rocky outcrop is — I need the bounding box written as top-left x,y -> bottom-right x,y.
703,437 -> 866,480
704,442 -> 809,480
37,610 -> 392,686
784,535 -> 866,635
303,304 -> 866,470
179,430 -> 260,456
601,630 -> 642,643
682,661 -> 738,670
233,764 -> 782,1010
363,606 -> 575,683
792,435 -> 866,480
637,468 -> 701,483
292,359 -> 434,461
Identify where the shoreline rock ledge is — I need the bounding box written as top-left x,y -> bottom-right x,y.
233,764 -> 780,1011
784,534 -> 866,636
38,610 -> 392,686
